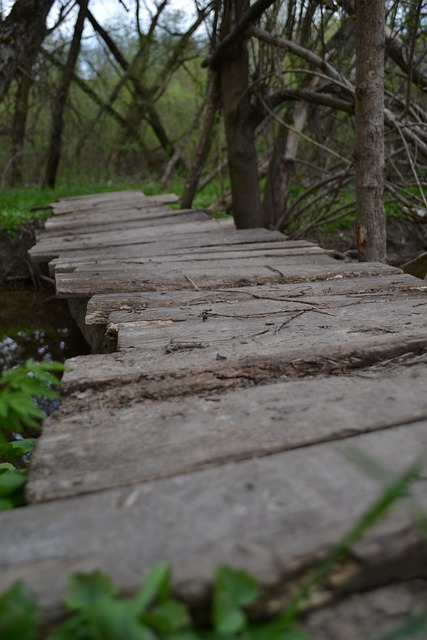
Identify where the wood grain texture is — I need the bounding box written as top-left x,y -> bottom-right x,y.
1,422 -> 426,622
27,363 -> 427,501
84,274 -> 426,324
43,209 -> 210,236
54,259 -> 400,297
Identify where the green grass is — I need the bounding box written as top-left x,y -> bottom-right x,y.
0,181 -> 150,236
0,176 -> 232,236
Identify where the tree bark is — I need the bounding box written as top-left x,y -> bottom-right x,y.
220,0 -> 262,229
181,71 -> 221,209
44,0 -> 89,188
202,0 -> 277,69
354,0 -> 386,262
0,0 -> 54,102
9,63 -> 32,185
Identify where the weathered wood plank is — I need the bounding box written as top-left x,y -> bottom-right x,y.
54,245 -> 326,274
27,363 -> 427,502
56,189 -> 147,202
54,259 -> 400,297
106,286 -> 425,326
33,218 -> 236,252
63,251 -> 333,275
49,239 -> 316,274
42,209 -> 210,236
50,202 -> 160,219
113,293 -> 426,349
302,581 -> 427,640
61,330 -> 427,403
30,226 -> 284,263
85,274 -> 426,325
1,422 -> 426,622
51,192 -> 179,215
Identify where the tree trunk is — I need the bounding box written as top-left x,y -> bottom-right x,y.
9,64 -> 32,185
181,71 -> 220,209
354,0 -> 386,262
44,0 -> 89,188
219,0 -> 262,229
0,0 -> 54,102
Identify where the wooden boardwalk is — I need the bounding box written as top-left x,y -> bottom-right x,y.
2,190 -> 427,635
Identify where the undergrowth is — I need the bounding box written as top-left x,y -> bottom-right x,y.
0,360 -> 65,510
0,182 -> 146,235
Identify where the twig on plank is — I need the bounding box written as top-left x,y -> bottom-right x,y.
184,274 -> 200,290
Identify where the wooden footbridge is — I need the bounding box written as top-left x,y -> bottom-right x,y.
2,190 -> 427,635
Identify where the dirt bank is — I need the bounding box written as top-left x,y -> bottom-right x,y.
0,226 -> 37,285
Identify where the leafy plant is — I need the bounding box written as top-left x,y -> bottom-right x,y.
0,359 -> 65,510
0,581 -> 41,640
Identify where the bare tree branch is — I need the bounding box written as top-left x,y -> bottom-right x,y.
201,0 -> 277,68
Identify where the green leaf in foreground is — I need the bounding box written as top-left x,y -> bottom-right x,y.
213,565 -> 259,635
9,438 -> 37,457
131,562 -> 171,615
251,621 -> 309,640
0,359 -> 65,436
64,571 -> 118,611
141,598 -> 191,633
0,581 -> 41,640
0,466 -> 26,496
87,598 -> 152,640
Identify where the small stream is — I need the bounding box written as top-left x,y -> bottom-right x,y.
0,285 -> 90,373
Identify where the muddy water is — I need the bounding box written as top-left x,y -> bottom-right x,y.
0,285 -> 90,373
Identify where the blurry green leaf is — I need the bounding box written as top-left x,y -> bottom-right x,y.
45,611 -> 91,640
88,598 -> 153,640
0,497 -> 15,511
0,467 -> 26,498
0,462 -> 15,472
0,581 -> 41,640
9,438 -> 37,456
131,562 -> 171,615
213,565 -> 259,635
64,571 -> 118,611
163,632 -> 203,640
142,598 -> 191,632
251,622 -> 309,640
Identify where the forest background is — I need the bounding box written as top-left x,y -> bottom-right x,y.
0,0 -> 426,261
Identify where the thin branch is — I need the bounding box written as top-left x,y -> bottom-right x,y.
201,0 -> 277,68
264,87 -> 354,115
250,26 -> 354,92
